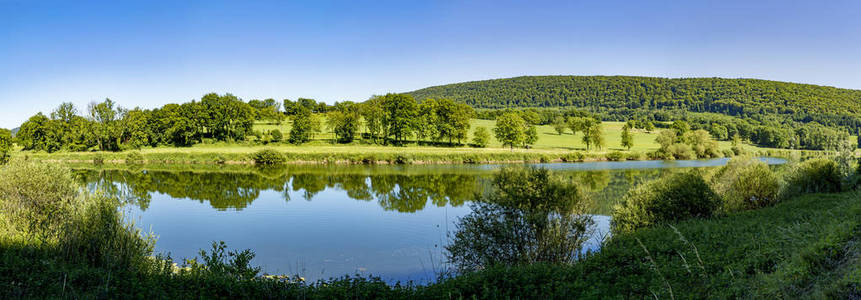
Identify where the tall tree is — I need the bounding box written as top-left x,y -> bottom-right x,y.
380,93 -> 418,144
327,102 -> 361,143
524,125 -> 538,148
289,107 -> 313,145
552,116 -> 567,135
361,98 -> 384,143
88,98 -> 123,151
17,113 -> 61,152
494,112 -> 526,150
472,126 -> 489,148
621,124 -> 634,150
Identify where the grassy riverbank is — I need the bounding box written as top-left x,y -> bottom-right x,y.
16,121 -> 835,165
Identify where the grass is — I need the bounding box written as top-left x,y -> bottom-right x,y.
14,119 -> 837,165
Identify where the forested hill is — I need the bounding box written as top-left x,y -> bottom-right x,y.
407,76 -> 861,127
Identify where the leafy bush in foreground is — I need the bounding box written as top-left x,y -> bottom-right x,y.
611,170 -> 719,233
446,167 -> 593,273
0,160 -> 78,237
782,158 -> 843,196
711,157 -> 781,212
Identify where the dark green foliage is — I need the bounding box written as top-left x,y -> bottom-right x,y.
410,76 -> 861,150
711,157 -> 781,212
0,128 -> 11,164
247,98 -> 283,122
446,167 -> 592,272
783,158 -> 844,196
326,102 -> 361,143
250,149 -> 286,165
471,126 -> 489,148
612,171 -> 720,233
16,113 -> 61,152
288,107 -> 313,144
379,93 -> 418,144
408,75 -> 861,128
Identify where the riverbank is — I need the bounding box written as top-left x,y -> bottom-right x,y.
17,142 -> 831,165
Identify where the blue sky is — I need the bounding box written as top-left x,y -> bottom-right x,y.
1,0 -> 860,128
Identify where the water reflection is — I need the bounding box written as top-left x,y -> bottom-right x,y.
70,158 -> 785,282
74,163 -> 738,215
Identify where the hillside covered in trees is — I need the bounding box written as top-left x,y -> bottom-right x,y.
408,76 -> 861,131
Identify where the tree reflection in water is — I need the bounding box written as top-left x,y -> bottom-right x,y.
74,164 -> 686,214
76,165 -> 483,213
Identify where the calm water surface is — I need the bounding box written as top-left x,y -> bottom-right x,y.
77,157 -> 784,283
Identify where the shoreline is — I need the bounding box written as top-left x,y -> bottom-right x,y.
20,146 -> 830,167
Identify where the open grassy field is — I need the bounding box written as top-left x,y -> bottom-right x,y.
16,119 -> 841,165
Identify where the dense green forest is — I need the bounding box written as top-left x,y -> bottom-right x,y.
410,76 -> 861,149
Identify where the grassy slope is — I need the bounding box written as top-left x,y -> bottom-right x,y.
19,120 -> 820,164
425,191 -> 861,299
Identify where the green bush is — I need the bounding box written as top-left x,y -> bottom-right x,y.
667,143 -> 696,160
269,129 -> 283,143
625,151 -> 646,160
250,149 -> 286,165
711,157 -> 781,212
782,158 -> 844,196
561,151 -> 585,162
605,151 -> 625,161
612,170 -> 719,233
447,167 -> 592,272
0,160 -> 78,237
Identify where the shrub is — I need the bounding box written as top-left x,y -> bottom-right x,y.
612,170 -> 719,233
447,167 -> 593,272
0,160 -> 78,237
269,129 -> 283,143
722,149 -> 735,158
250,149 -> 286,165
126,151 -> 145,164
711,157 -> 781,212
605,151 -> 625,161
625,152 -> 646,161
562,151 -> 585,162
667,143 -> 695,160
782,158 -> 843,196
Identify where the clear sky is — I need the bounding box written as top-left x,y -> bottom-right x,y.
1,0 -> 860,129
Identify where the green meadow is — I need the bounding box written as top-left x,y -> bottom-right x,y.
18,118 -> 838,165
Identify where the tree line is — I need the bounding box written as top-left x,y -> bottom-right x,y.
12,93 -> 480,152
